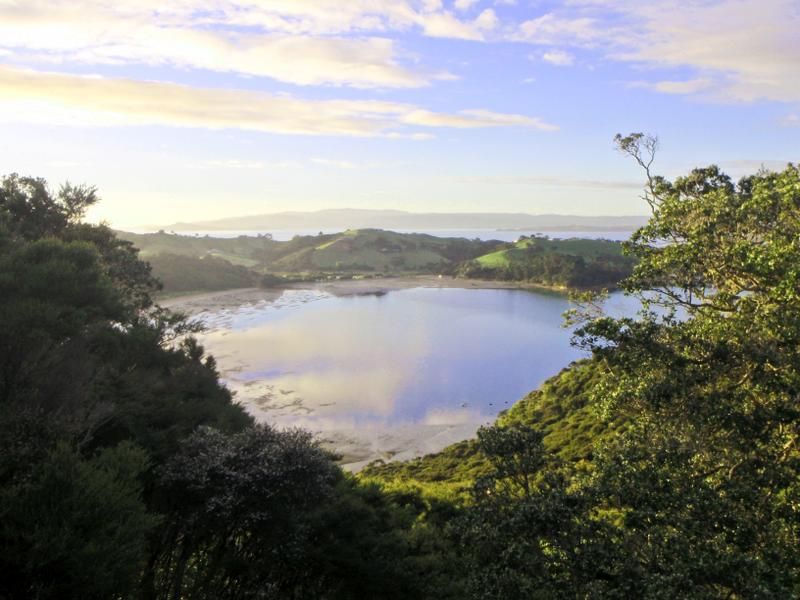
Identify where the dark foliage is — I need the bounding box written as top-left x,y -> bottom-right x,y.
147,252 -> 256,293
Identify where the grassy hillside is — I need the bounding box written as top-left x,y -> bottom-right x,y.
120,229 -> 501,292
359,358 -> 628,501
462,235 -> 634,289
270,229 -> 495,273
119,230 -> 632,294
119,229 -> 496,273
146,253 -> 257,294
476,236 -> 624,268
118,230 -> 273,267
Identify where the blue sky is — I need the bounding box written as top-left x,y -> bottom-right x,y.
0,0 -> 797,227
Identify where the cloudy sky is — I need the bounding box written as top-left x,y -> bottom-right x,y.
0,0 -> 797,227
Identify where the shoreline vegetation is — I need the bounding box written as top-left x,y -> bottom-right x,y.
120,227 -> 634,297
158,275 -> 573,307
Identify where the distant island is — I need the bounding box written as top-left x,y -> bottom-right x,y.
160,209 -> 648,232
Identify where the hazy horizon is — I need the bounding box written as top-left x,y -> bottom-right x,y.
139,207 -> 647,234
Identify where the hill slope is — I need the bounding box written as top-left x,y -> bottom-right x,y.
270,229 -> 496,273
460,235 -> 634,289
360,358 -> 628,499
146,254 -> 257,294
119,229 -> 633,293
120,229 -> 501,278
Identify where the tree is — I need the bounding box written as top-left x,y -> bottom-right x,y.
0,442 -> 157,600
0,174 -> 96,240
456,424 -> 602,599
0,174 -> 253,598
149,425 -> 340,599
456,140 -> 800,598
568,137 -> 800,597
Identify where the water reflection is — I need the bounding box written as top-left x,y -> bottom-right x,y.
196,288 -> 626,430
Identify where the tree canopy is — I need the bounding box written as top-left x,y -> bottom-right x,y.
451,139 -> 800,598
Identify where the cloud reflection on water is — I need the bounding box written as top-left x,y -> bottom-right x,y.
201,293 -> 432,423
197,288 -> 590,430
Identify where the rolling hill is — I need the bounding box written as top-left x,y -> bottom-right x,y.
118,229 -> 633,294
267,229 -> 498,272
459,235 -> 635,289
359,358 -> 629,501
119,228 -> 501,277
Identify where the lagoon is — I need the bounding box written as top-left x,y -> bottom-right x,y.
194,287 -> 636,459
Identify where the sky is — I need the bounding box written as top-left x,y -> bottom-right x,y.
0,0 -> 798,228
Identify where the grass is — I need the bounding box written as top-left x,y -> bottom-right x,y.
359,358 -> 629,503
119,229 -> 628,293
273,229 -> 454,273
475,249 -> 511,268
206,251 -> 260,267
476,236 -> 624,269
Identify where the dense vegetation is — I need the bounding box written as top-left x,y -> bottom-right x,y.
121,228 -> 499,274
3,135 -> 799,599
146,253 -> 257,294
361,359 -> 630,498
121,228 -> 631,294
458,235 -> 635,289
368,140 -> 800,598
0,175 -> 441,599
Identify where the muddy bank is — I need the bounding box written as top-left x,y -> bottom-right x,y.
158,276 -> 566,314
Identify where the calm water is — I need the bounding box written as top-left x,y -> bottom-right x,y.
196,288 -> 636,432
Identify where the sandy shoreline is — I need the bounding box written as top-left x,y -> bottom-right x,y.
158,287 -> 284,315
158,275 -> 567,313
159,277 -> 548,471
290,274 -> 569,295
318,422 -> 484,472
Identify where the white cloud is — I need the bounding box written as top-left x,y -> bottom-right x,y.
511,1 -> 800,103
2,0 -> 797,103
422,0 -> 445,12
475,9 -> 499,31
401,108 -> 557,130
610,0 -> 800,102
541,50 -> 575,66
0,9 -> 439,89
0,0 -> 501,88
630,78 -> 713,95
514,13 -> 603,45
454,0 -> 479,11
417,10 -> 486,40
0,66 -> 557,137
